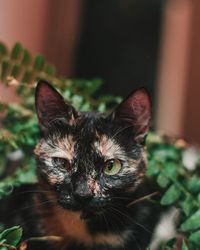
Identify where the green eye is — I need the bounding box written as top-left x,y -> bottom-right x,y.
103,159 -> 122,176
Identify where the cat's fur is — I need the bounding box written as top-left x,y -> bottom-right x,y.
0,80 -> 162,250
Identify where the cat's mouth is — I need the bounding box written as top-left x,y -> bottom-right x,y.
80,206 -> 106,220
80,210 -> 96,220
58,194 -> 110,220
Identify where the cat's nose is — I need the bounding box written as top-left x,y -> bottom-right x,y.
73,178 -> 93,205
73,191 -> 93,205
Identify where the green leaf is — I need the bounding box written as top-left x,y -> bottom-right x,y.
160,184 -> 181,205
157,172 -> 170,188
187,176 -> 200,193
1,59 -> 10,79
146,159 -> 161,177
34,54 -> 45,70
98,103 -> 106,112
71,95 -> 83,109
146,132 -> 164,145
15,168 -> 37,184
198,193 -> 200,202
182,240 -> 189,250
0,43 -> 7,56
163,162 -> 178,180
11,43 -> 22,60
152,146 -> 180,163
22,49 -> 31,65
181,209 -> 200,231
189,230 -> 200,246
181,196 -> 194,216
11,64 -> 21,78
0,226 -> 22,246
22,68 -> 33,82
45,64 -> 56,76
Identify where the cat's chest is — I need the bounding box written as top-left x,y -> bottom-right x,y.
35,196 -> 125,249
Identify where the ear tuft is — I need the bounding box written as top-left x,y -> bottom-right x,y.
114,88 -> 151,143
35,80 -> 77,133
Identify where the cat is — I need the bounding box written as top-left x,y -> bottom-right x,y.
0,80 -> 162,250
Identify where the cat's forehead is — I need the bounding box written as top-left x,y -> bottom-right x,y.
35,114 -> 126,161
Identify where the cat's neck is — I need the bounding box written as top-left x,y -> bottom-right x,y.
34,194 -> 127,249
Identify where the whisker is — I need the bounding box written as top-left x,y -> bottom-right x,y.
10,198 -> 58,216
102,208 -> 110,233
13,203 -> 62,227
110,204 -> 153,235
107,206 -> 141,250
14,190 -> 54,196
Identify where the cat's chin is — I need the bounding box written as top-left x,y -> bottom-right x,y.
58,199 -> 82,212
80,209 -> 105,221
58,201 -> 106,221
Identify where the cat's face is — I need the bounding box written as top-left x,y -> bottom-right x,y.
34,80 -> 151,219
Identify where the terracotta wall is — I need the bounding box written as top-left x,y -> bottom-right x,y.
1,0 -> 200,144
156,0 -> 200,144
156,0 -> 192,138
0,0 -> 81,76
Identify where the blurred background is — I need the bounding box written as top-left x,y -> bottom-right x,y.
0,0 -> 199,144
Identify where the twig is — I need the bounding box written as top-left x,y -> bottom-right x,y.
0,242 -> 17,250
18,235 -> 63,250
127,191 -> 160,207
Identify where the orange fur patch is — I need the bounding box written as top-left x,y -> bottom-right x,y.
35,194 -> 124,248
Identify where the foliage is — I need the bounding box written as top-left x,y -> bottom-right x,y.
0,42 -> 200,249
147,135 -> 200,249
0,226 -> 22,249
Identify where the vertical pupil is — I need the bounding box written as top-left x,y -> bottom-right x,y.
107,161 -> 114,171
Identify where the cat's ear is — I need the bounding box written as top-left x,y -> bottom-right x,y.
35,80 -> 77,133
111,89 -> 151,143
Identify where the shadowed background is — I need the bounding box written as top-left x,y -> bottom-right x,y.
0,0 -> 199,144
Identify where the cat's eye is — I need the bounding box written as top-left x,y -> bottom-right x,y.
103,159 -> 122,176
52,157 -> 71,171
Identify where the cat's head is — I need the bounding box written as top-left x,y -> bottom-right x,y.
34,80 -> 151,219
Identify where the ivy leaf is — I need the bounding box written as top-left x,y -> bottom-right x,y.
162,162 -> 178,180
0,226 -> 23,246
187,176 -> 200,193
22,49 -> 31,65
181,209 -> 200,232
11,43 -> 22,60
146,159 -> 160,176
0,42 -> 7,56
181,196 -> 194,216
157,172 -> 170,188
182,240 -> 189,250
189,230 -> 200,246
34,54 -> 45,71
45,64 -> 56,76
160,184 -> 181,205
150,146 -> 180,163
97,103 -> 106,112
198,193 -> 200,202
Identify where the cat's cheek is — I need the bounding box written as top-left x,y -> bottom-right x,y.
47,173 -> 65,185
37,161 -> 67,186
99,175 -> 121,191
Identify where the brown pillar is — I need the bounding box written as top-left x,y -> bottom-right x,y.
156,0 -> 192,138
183,0 -> 200,144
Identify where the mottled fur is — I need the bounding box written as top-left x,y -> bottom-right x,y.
0,81 -> 162,250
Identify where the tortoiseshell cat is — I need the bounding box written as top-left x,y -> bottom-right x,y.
0,80 -> 162,250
